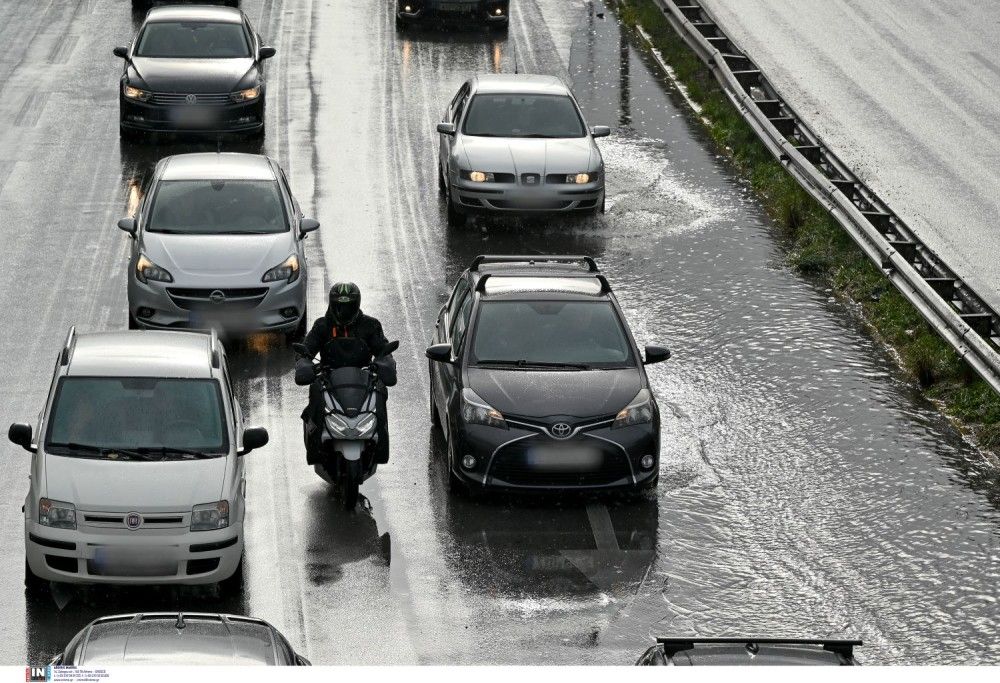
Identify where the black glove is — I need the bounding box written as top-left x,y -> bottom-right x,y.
294,358 -> 316,386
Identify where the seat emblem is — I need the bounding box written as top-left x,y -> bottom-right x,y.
209,290 -> 226,305
186,93 -> 197,104
125,512 -> 143,530
550,423 -> 572,438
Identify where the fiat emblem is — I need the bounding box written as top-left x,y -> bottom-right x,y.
125,512 -> 143,530
550,423 -> 572,438
209,290 -> 226,305
185,93 -> 197,104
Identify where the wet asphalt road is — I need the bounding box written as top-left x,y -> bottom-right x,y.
1,0 -> 998,666
698,0 -> 1000,317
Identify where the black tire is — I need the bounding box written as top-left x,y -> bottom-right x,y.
127,310 -> 140,330
24,560 -> 47,597
438,163 -> 448,197
429,390 -> 441,430
599,193 -> 606,215
219,555 -> 245,597
341,460 -> 361,510
120,124 -> 142,143
446,195 -> 467,228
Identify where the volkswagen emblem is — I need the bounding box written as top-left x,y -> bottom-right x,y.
185,93 -> 197,104
209,290 -> 226,305
125,512 -> 143,530
550,423 -> 572,439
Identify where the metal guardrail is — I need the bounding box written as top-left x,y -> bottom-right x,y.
647,0 -> 1000,394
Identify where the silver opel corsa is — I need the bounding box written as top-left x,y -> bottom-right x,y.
119,153 -> 320,340
437,74 -> 611,227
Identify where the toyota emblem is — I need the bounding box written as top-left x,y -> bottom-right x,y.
125,512 -> 143,530
209,290 -> 226,305
550,423 -> 572,438
185,93 -> 197,104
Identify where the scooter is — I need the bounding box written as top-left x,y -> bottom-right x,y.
293,339 -> 398,509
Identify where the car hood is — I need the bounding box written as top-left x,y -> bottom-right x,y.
142,232 -> 293,280
456,136 -> 597,175
129,58 -> 255,93
44,456 -> 227,512
467,368 -> 640,419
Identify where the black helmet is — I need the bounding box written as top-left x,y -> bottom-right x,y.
328,282 -> 361,325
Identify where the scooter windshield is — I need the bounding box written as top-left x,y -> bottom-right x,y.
326,366 -> 371,414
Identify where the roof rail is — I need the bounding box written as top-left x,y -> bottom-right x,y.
475,272 -> 611,294
470,254 -> 599,272
656,638 -> 862,660
209,329 -> 220,369
60,326 -> 77,366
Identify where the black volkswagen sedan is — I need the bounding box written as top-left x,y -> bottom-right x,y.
115,5 -> 275,139
426,255 -> 670,494
396,1 -> 510,31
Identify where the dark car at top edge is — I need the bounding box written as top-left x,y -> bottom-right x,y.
115,5 -> 275,140
426,255 -> 670,494
395,1 -> 510,31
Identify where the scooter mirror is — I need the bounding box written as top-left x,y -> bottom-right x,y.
291,342 -> 310,357
379,340 -> 400,357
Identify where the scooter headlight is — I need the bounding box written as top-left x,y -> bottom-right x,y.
324,412 -> 350,437
354,413 -> 377,438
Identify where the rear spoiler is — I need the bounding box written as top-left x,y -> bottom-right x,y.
656,638 -> 862,660
469,254 -> 599,272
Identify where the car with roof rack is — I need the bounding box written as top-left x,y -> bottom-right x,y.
426,255 -> 670,494
9,328 -> 269,593
52,612 -> 309,665
636,638 -> 862,666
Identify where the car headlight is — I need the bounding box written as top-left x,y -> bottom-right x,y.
262,254 -> 299,283
123,84 -> 151,102
231,85 -> 261,103
136,253 -> 173,283
191,501 -> 229,531
612,388 -> 654,429
463,170 -> 495,183
567,173 -> 592,184
461,388 -> 507,429
39,498 -> 76,530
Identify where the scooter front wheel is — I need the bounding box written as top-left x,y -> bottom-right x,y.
340,459 -> 361,510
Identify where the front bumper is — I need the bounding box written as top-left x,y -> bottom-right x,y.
397,0 -> 509,24
450,177 -> 605,214
120,94 -> 264,135
451,421 -> 659,491
25,520 -> 242,586
128,272 -> 306,334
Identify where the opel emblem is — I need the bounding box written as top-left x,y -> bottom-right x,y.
209,290 -> 226,305
550,423 -> 572,438
185,93 -> 197,104
125,512 -> 143,530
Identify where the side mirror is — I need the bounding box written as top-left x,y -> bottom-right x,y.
259,46 -> 277,60
425,343 -> 453,364
379,340 -> 400,357
590,125 -> 611,138
643,345 -> 671,365
299,218 -> 320,237
8,423 -> 34,452
437,122 -> 456,136
117,217 -> 137,235
113,46 -> 129,59
240,426 -> 269,454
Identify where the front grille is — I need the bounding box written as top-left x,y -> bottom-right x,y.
149,92 -> 233,106
488,437 -> 631,487
167,287 -> 268,311
490,199 -> 573,210
82,513 -> 186,528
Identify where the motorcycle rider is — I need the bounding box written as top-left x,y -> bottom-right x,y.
296,283 -> 396,465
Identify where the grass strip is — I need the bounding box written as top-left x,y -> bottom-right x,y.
616,0 -> 1000,452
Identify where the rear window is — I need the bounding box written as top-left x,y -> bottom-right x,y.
471,300 -> 634,368
136,21 -> 250,59
46,377 -> 228,455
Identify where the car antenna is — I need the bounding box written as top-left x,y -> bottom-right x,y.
175,613 -> 186,629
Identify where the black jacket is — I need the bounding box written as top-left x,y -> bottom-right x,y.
299,311 -> 397,386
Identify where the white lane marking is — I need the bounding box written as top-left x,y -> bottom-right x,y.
587,503 -> 621,551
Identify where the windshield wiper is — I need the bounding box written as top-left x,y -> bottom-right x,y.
475,359 -> 590,370
135,446 -> 220,460
46,442 -> 159,461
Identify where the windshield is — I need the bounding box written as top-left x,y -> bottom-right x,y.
147,180 -> 287,235
462,94 -> 586,138
471,301 -> 634,368
135,21 -> 250,59
46,377 -> 228,456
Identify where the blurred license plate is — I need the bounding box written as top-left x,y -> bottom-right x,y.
169,106 -> 215,128
437,2 -> 476,12
526,446 -> 601,471
93,546 -> 175,577
190,311 -> 241,329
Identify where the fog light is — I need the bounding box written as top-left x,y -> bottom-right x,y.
280,307 -> 298,319
137,307 -> 154,319
494,7 -> 503,15
461,454 -> 477,470
640,454 -> 655,470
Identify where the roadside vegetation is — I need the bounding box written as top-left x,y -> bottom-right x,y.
615,0 -> 1000,453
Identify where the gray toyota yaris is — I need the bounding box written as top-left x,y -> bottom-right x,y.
437,74 -> 611,227
119,153 -> 320,339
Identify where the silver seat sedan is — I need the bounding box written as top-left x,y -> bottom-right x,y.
119,153 -> 319,339
437,74 -> 610,227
